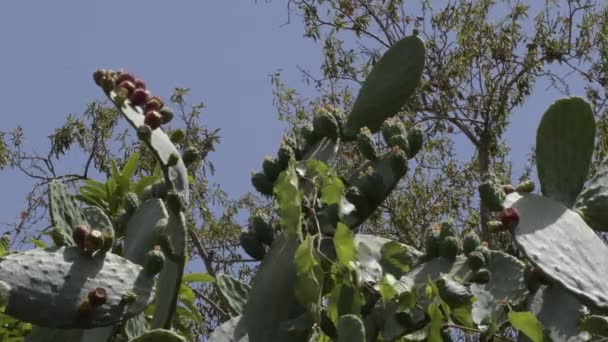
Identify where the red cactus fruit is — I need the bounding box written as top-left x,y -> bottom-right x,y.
144,96 -> 164,112
144,111 -> 163,130
117,80 -> 136,97
134,79 -> 146,89
502,184 -> 516,194
84,230 -> 104,252
116,72 -> 135,86
72,225 -> 91,248
130,88 -> 149,107
87,287 -> 107,307
500,207 -> 520,230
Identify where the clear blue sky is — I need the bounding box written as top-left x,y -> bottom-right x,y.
0,1 -> 587,235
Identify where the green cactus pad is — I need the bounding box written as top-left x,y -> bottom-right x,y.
123,312 -> 149,340
251,214 -> 274,246
25,327 -> 84,342
574,156 -> 608,231
49,180 -> 89,245
536,97 -> 595,207
239,232 -> 267,260
217,274 -> 251,315
123,199 -> 169,266
337,314 -> 365,342
504,192 -> 608,311
470,250 -> 527,325
355,234 -> 423,283
209,315 -> 249,342
243,234 -> 302,342
313,110 -> 340,140
343,35 -> 426,138
109,91 -> 189,206
0,247 -> 154,329
151,211 -> 187,329
528,285 -> 586,341
462,232 -> 480,256
129,329 -> 186,342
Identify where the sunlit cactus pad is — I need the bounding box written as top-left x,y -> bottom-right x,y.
0,246 -> 155,328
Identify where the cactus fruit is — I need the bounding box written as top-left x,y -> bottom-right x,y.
88,287 -> 108,307
145,96 -> 164,112
313,109 -> 340,140
424,234 -> 440,259
478,173 -> 505,212
516,180 -> 535,193
277,142 -> 295,169
406,125 -> 423,158
84,229 -> 104,253
470,269 -> 491,284
144,111 -> 163,130
116,72 -> 136,86
134,79 -> 147,90
251,214 -> 274,246
239,232 -> 267,260
145,249 -> 166,276
130,88 -> 150,107
381,118 -> 407,144
467,251 -> 486,271
439,236 -> 459,261
389,147 -> 409,175
251,172 -> 274,196
117,80 -> 136,97
159,107 -> 174,124
438,220 -> 456,240
462,232 -> 480,256
356,127 -> 378,161
73,224 -> 91,249
500,207 -> 520,230
137,125 -> 152,141
181,146 -> 200,167
502,184 -> 516,194
487,220 -> 506,233
262,156 -> 282,182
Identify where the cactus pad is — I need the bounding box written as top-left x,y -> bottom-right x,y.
209,315 -> 249,342
129,329 -> 186,342
536,97 -> 595,207
123,199 -> 169,266
504,192 -> 608,311
337,314 -> 365,342
574,156 -> 608,231
217,274 -> 251,315
49,180 -> 89,245
0,247 -> 154,329
354,234 -> 423,283
528,285 -> 586,341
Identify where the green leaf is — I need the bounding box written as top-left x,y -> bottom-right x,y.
294,236 -> 322,310
378,274 -> 398,302
179,284 -> 195,304
536,97 -> 595,207
334,223 -> 356,266
121,153 -> 140,181
274,163 -> 302,236
30,239 -> 47,249
133,175 -> 161,196
380,241 -> 412,278
182,273 -> 215,284
427,303 -> 443,342
305,159 -> 345,205
508,311 -> 545,342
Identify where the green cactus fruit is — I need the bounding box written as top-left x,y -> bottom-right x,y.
313,109 -> 340,140
424,234 -> 440,259
343,35 -> 426,138
277,142 -> 295,169
251,172 -> 274,197
439,236 -> 459,261
470,269 -> 491,284
356,127 -> 378,161
262,156 -> 282,182
467,251 -> 486,271
487,220 -> 506,233
438,220 -> 456,240
239,232 -> 266,260
474,245 -> 492,264
283,134 -> 303,161
159,107 -> 174,125
251,214 -> 274,246
478,173 -> 506,212
182,146 -> 200,166
462,232 -> 480,255
144,249 -> 165,276
389,147 -> 409,175
406,125 -> 423,159
515,180 -> 535,193
167,153 -> 179,167
381,118 -> 407,144
124,192 -> 140,216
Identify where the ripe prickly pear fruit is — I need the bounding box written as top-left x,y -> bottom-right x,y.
262,156 -> 281,182
88,287 -> 108,307
406,125 -> 423,158
277,142 -> 295,170
239,232 -> 267,260
251,172 -> 274,196
130,88 -> 149,107
462,232 -> 480,255
159,107 -> 174,124
84,230 -> 104,253
487,220 -> 506,233
124,192 -> 140,216
424,233 -> 440,259
134,79 -> 146,89
144,96 -> 164,112
145,249 -> 166,276
478,173 -> 505,212
144,111 -> 162,130
438,220 -> 456,240
470,269 -> 491,284
73,224 -> 91,249
117,80 -> 136,97
439,236 -> 460,261
515,180 -> 535,193
116,72 -> 136,86
502,184 -> 516,194
356,127 -> 378,161
182,146 -> 200,167
467,251 -> 486,271
313,110 -> 340,140
251,214 -> 274,246
500,207 -> 520,230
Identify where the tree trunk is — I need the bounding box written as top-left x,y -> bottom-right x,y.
478,134 -> 491,243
